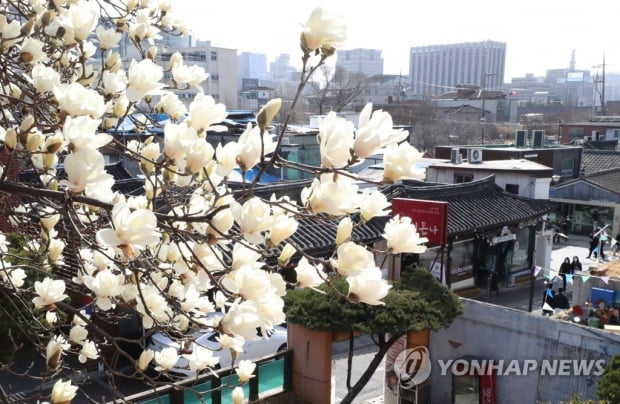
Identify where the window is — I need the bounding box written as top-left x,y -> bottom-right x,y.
568,127 -> 584,139
561,158 -> 574,176
210,51 -> 217,61
614,129 -> 620,139
454,173 -> 473,183
505,184 -> 519,195
211,74 -> 219,81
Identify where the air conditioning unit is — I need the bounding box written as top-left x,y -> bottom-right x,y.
532,129 -> 545,148
592,130 -> 600,141
450,147 -> 461,164
468,148 -> 483,163
584,135 -> 592,142
515,130 -> 527,147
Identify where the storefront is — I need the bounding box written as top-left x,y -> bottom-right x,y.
387,176 -> 550,292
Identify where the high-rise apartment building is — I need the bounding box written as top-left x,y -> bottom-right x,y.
336,48 -> 383,77
409,40 -> 506,98
269,53 -> 295,80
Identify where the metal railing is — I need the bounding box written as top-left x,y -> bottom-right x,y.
118,349 -> 293,404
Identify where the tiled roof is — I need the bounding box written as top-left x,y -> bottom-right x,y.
582,150 -> 620,174
585,168 -> 620,194
381,176 -> 551,237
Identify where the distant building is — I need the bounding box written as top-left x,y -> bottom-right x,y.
336,48 -> 383,77
269,53 -> 296,80
409,40 -> 506,98
237,51 -> 268,83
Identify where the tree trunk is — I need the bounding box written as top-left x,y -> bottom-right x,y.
339,334 -> 402,404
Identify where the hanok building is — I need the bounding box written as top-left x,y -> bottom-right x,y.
383,177 -> 551,291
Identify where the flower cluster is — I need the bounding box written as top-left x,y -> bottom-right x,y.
0,1 -> 429,402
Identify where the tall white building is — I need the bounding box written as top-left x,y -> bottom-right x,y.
409,40 -> 506,98
336,48 -> 383,77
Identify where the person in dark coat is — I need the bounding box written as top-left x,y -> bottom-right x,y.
553,288 -> 570,310
559,257 -> 571,290
542,283 -> 555,316
587,229 -> 600,259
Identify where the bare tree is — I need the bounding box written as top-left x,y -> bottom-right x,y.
308,66 -> 370,114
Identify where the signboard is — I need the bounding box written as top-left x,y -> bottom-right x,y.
392,198 -> 449,245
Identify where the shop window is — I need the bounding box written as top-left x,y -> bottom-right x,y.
505,184 -> 519,195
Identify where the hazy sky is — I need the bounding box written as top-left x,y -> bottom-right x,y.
175,0 -> 620,82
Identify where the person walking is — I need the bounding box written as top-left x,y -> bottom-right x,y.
559,257 -> 571,290
587,228 -> 600,259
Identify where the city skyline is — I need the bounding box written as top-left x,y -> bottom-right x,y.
176,0 -> 620,83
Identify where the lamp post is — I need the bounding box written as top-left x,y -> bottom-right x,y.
480,73 -> 496,144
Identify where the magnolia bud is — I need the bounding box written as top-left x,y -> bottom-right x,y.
169,52 -> 183,69
5,128 -> 17,150
256,98 -> 281,130
26,132 -> 44,152
147,46 -> 158,61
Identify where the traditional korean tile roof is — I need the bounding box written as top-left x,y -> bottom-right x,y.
584,168 -> 620,194
582,149 -> 620,174
381,175 -> 552,237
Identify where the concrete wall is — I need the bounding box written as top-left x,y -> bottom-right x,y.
429,299 -> 620,403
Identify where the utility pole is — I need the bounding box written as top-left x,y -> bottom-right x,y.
593,55 -> 606,116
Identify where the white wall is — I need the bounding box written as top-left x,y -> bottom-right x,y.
429,299 -> 620,403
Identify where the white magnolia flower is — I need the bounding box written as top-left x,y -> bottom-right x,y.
236,360 -> 256,383
218,333 -> 245,353
126,59 -> 165,102
353,103 -> 408,158
78,340 -> 99,363
187,93 -> 228,133
51,379 -> 78,404
63,116 -> 111,151
46,311 -> 58,325
96,26 -> 123,49
256,98 -> 281,129
237,123 -> 277,170
96,203 -> 160,254
154,346 -> 179,372
172,64 -> 208,88
135,284 -> 172,329
83,270 -> 125,311
335,242 -> 375,276
231,243 -> 263,271
60,149 -> 113,194
383,215 -> 428,254
156,93 -> 187,121
0,233 -> 9,253
46,335 -> 69,370
69,324 -> 88,345
231,198 -> 273,244
383,142 -> 425,183
318,112 -> 354,168
300,174 -> 360,216
267,213 -> 298,246
360,190 -> 391,222
186,139 -> 214,174
137,349 -> 155,371
221,299 -> 262,340
102,70 -> 128,95
65,0 -> 100,42
163,121 -> 196,163
53,82 -> 106,118
301,7 -> 347,52
184,345 -> 219,371
223,266 -> 271,302
232,386 -> 244,404
40,209 -> 60,232
32,278 -> 67,309
32,64 -> 61,94
347,268 -> 391,305
295,257 -> 324,289
215,141 -> 240,176
48,238 -> 65,264
336,217 -> 352,245
21,37 -> 47,64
